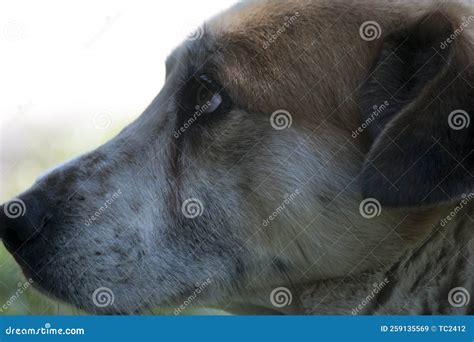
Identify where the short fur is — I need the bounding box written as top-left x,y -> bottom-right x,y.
1,0 -> 473,314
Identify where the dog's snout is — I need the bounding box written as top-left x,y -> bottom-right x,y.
1,189 -> 52,247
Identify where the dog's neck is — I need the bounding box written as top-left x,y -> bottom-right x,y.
225,203 -> 473,315
297,205 -> 474,315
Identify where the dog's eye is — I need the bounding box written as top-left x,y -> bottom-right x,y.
196,75 -> 222,113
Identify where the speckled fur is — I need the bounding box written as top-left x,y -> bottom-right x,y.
1,0 -> 473,315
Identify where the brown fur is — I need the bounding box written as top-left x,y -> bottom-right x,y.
1,0 -> 473,315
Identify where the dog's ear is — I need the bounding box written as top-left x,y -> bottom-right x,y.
359,8 -> 474,207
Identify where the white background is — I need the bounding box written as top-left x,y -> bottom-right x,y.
0,0 -> 236,123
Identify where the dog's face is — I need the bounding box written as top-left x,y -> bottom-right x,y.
1,1 -> 473,314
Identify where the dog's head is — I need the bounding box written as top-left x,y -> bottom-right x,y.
1,1 -> 473,313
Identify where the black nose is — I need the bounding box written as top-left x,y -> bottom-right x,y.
1,189 -> 51,246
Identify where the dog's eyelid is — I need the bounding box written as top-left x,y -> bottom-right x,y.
195,74 -> 216,89
198,73 -> 214,83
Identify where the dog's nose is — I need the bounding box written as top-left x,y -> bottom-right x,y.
1,190 -> 51,244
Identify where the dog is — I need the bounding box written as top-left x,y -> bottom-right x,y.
0,0 -> 473,315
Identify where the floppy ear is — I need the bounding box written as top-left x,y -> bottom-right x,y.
359,8 -> 474,207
